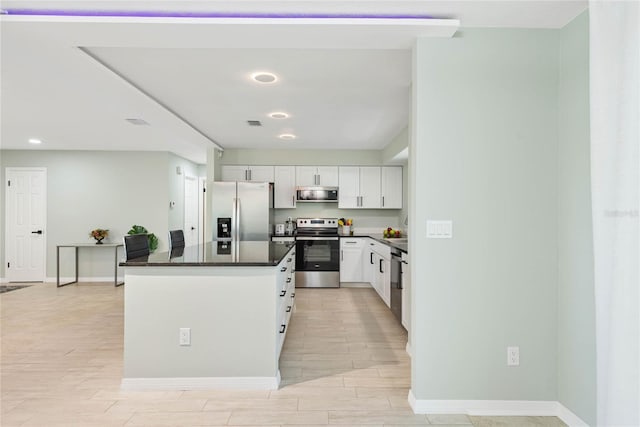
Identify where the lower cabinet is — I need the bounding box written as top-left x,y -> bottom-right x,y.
340,238 -> 365,282
363,239 -> 391,307
276,246 -> 296,359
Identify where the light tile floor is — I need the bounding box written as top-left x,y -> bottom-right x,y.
1,283 -> 566,426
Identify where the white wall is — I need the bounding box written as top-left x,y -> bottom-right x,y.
557,11 -> 596,426
1,150 -> 200,280
411,29 -> 559,401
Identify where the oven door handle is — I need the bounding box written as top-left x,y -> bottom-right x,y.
295,236 -> 339,241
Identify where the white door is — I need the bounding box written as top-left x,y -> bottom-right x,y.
184,176 -> 199,247
5,168 -> 47,282
381,166 -> 403,209
274,166 -> 296,208
359,167 -> 381,208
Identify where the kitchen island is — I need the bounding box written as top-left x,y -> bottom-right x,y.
120,240 -> 295,390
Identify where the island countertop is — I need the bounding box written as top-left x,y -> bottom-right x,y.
120,240 -> 295,267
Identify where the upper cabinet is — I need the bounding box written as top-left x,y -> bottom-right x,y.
274,166 -> 296,209
221,165 -> 274,183
295,166 -> 339,187
338,166 -> 402,209
338,167 -> 381,209
380,166 -> 403,209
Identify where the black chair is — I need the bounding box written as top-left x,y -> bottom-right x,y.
168,229 -> 185,251
123,234 -> 150,261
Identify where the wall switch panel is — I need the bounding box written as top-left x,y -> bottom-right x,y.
426,220 -> 453,239
179,328 -> 191,346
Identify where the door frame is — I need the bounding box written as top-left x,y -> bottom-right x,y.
4,167 -> 48,283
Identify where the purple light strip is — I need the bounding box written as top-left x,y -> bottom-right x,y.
2,9 -> 437,20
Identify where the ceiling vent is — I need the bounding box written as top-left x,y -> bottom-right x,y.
247,120 -> 262,127
125,118 -> 150,126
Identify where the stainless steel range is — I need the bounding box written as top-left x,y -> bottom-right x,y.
295,218 -> 340,288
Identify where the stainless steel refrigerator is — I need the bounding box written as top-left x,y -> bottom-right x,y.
211,181 -> 274,242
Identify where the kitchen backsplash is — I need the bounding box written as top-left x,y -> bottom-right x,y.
274,203 -> 402,230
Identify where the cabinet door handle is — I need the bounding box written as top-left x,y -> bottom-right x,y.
341,250 -> 343,262
249,169 -> 252,181
382,196 -> 385,207
286,277 -> 292,283
292,195 -> 295,206
280,290 -> 287,297
379,259 -> 383,273
370,252 -> 374,264
291,293 -> 295,298
281,267 -> 287,272
286,306 -> 292,312
287,258 -> 292,262
279,324 -> 286,333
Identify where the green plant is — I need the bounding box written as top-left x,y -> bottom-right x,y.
127,224 -> 159,253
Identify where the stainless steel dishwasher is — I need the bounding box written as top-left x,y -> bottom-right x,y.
389,248 -> 403,326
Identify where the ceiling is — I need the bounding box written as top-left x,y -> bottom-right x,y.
0,1 -> 587,164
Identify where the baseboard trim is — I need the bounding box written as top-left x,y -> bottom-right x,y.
121,373 -> 281,391
0,277 -> 8,283
408,392 -> 589,426
555,402 -> 589,426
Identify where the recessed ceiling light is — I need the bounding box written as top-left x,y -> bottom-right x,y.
279,134 -> 296,140
28,138 -> 42,144
251,72 -> 278,84
125,118 -> 150,126
269,112 -> 289,119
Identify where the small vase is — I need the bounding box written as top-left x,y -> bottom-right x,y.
95,237 -> 104,244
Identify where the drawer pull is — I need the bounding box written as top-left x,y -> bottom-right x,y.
291,293 -> 295,298
280,290 -> 286,297
287,258 -> 292,262
279,324 -> 286,333
286,306 -> 292,312
286,277 -> 292,283
280,267 -> 287,272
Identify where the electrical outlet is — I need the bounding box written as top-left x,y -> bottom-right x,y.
179,328 -> 191,346
507,346 -> 519,366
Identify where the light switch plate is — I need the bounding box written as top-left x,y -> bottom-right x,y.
426,220 -> 453,239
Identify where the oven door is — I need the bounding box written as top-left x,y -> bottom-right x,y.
295,237 -> 340,272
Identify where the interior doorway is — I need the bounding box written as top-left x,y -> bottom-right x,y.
4,167 -> 47,282
184,175 -> 199,247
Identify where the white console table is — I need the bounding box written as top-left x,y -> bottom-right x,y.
56,243 -> 124,287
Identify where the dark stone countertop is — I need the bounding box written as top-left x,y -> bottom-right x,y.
120,240 -> 295,267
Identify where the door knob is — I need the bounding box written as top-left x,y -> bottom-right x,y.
31,230 -> 43,234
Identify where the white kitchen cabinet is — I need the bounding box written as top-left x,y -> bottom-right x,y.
338,167 -> 381,209
295,166 -> 338,187
363,238 -> 391,307
381,166 -> 403,209
340,238 -> 365,282
274,166 -> 296,208
221,165 -> 274,182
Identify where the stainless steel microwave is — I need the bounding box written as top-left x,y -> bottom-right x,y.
296,186 -> 338,202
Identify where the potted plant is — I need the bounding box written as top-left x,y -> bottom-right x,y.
127,225 -> 159,253
89,228 -> 109,244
